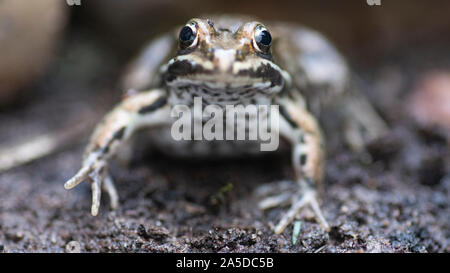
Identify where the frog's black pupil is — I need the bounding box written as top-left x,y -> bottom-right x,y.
256,30 -> 271,47
179,26 -> 195,46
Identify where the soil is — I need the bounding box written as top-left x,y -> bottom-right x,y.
0,22 -> 448,253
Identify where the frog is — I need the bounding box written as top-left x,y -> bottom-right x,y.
64,15 -> 387,234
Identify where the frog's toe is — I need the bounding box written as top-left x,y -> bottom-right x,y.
64,165 -> 93,190
90,171 -> 102,216
87,166 -> 120,215
89,171 -> 118,216
102,175 -> 119,210
273,186 -> 329,234
64,153 -> 104,190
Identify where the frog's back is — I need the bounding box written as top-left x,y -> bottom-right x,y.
268,21 -> 350,116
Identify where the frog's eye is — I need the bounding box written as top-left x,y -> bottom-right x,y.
253,25 -> 272,53
179,24 -> 197,49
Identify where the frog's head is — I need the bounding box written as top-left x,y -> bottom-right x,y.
163,17 -> 290,102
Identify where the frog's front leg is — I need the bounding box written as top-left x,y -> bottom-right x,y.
260,97 -> 329,234
64,89 -> 170,216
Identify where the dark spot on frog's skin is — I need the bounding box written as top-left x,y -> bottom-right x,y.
299,135 -> 305,144
207,19 -> 214,28
113,127 -> 126,141
241,89 -> 253,95
201,88 -> 211,95
98,146 -> 109,155
165,60 -> 211,82
138,97 -> 167,114
300,154 -> 307,166
225,89 -> 234,95
98,166 -> 105,175
95,127 -> 127,156
165,58 -> 283,90
237,63 -> 283,87
279,105 -> 298,128
167,60 -> 192,76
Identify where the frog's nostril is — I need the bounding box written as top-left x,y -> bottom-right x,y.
214,49 -> 236,72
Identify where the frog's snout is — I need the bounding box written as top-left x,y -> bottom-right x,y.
213,49 -> 236,72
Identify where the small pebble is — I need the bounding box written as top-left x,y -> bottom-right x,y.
65,241 -> 81,253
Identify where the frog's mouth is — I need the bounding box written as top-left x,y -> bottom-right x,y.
163,57 -> 290,95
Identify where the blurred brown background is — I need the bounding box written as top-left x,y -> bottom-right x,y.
81,0 -> 450,58
1,0 -> 450,106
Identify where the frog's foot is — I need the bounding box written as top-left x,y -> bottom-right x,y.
64,155 -> 119,216
257,180 -> 329,234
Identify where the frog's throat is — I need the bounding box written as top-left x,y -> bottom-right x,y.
166,80 -> 279,107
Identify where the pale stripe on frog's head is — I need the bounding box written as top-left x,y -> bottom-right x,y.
162,17 -> 291,101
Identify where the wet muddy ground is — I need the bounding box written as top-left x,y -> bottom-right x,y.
0,26 -> 449,253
